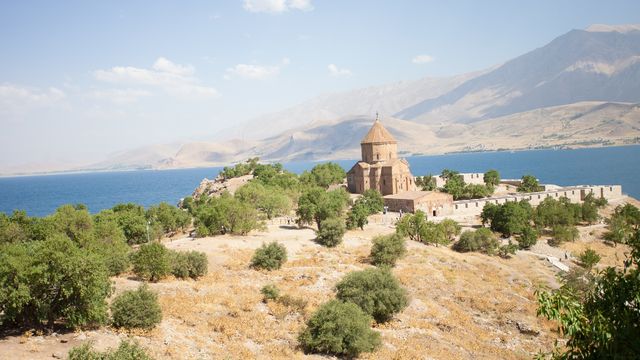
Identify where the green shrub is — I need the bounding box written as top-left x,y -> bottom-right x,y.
131,242 -> 171,282
87,218 -> 130,276
517,225 -> 538,250
578,248 -> 601,269
298,300 -> 380,357
549,225 -> 579,246
171,251 -> 208,279
260,284 -> 280,302
68,339 -> 153,360
335,267 -> 409,323
195,224 -> 209,238
251,242 -> 287,270
453,228 -> 499,254
0,235 -> 111,329
316,217 -> 345,247
110,284 -> 162,330
370,233 -> 406,267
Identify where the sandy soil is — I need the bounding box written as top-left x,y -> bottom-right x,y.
1,198 -> 634,360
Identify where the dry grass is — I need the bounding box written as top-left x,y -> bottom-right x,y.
4,204 -> 632,359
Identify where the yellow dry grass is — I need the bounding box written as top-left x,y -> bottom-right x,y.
7,209 -> 630,359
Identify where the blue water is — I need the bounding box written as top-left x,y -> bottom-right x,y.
1,146 -> 639,217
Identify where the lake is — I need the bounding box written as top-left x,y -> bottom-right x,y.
1,145 -> 638,217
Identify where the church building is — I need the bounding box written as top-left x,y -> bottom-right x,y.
347,116 -> 454,216
347,118 -> 416,196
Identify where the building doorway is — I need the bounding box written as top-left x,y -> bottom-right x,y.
432,210 -> 437,217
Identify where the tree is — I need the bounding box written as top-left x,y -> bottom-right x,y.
250,242 -> 287,270
442,174 -> 466,200
453,228 -> 499,254
86,217 -> 130,276
335,268 -> 409,323
604,214 -> 634,246
370,233 -> 407,267
483,169 -> 500,187
298,300 -> 381,357
360,189 -> 384,214
110,284 -> 162,330
300,162 -> 346,188
415,175 -> 437,191
109,204 -> 148,244
549,225 -> 579,246
316,217 -> 346,247
296,188 -> 349,229
0,235 -> 112,329
68,340 -> 153,360
578,248 -> 601,270
536,231 -> 640,359
518,175 -> 541,193
484,200 -> 533,237
131,242 -> 171,282
346,201 -> 370,230
517,225 -> 538,249
146,202 -> 191,234
193,193 -> 262,236
439,219 -> 461,243
396,210 -> 428,243
50,204 -> 94,246
235,182 -> 292,220
171,251 -> 208,279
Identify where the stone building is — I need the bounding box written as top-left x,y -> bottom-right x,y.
384,191 -> 454,216
347,119 -> 416,195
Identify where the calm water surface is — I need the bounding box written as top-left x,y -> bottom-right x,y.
1,146 -> 638,217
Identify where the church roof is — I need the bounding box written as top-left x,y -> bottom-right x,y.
361,119 -> 397,144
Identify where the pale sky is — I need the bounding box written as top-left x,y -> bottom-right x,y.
1,0 -> 639,169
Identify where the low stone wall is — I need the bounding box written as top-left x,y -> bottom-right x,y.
450,185 -> 623,217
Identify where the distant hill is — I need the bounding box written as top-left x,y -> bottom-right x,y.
396,27 -> 640,124
6,24 -> 640,175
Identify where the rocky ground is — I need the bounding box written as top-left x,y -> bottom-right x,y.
1,197 -> 635,360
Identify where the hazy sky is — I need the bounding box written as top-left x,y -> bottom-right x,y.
1,0 -> 639,169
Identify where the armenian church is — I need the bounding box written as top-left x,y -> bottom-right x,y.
346,118 -> 416,196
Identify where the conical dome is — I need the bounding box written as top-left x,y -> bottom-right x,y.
360,120 -> 397,144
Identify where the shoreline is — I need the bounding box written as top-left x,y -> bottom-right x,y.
2,143 -> 639,179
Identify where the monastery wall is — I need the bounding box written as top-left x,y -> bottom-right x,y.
450,185 -> 623,217
433,173 -> 485,188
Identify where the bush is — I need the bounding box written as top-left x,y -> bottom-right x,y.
0,235 -> 112,329
68,339 -> 153,360
335,268 -> 409,323
146,202 -> 191,234
260,284 -> 280,302
87,218 -> 131,276
251,242 -> 287,270
131,242 -> 171,282
298,300 -> 380,357
453,228 -> 499,254
193,193 -> 262,236
517,225 -> 538,250
578,248 -> 601,269
316,217 -> 345,247
171,251 -> 208,279
300,162 -> 346,188
110,284 -> 162,330
549,225 -> 579,246
370,233 -> 406,267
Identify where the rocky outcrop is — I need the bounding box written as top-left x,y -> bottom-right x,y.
191,174 -> 254,201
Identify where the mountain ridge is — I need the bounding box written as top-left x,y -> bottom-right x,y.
3,24 -> 640,176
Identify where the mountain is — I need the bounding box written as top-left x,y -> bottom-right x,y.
396,27 -> 640,123
226,71 -> 481,140
6,24 -> 640,175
